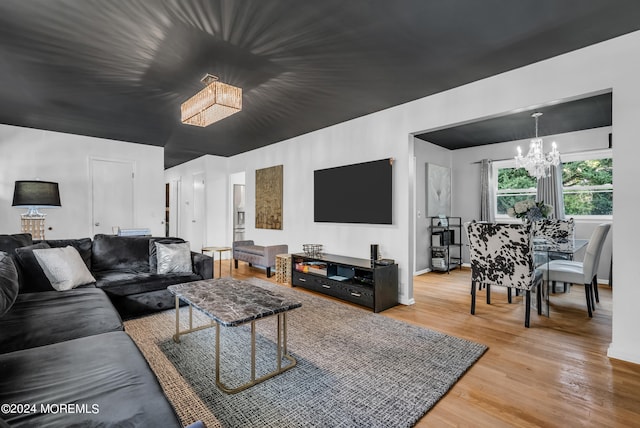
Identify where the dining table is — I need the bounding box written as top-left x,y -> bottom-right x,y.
534,238 -> 589,316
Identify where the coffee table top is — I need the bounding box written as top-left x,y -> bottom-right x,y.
168,278 -> 302,327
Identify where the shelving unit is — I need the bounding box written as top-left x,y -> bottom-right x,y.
291,253 -> 398,313
429,216 -> 462,273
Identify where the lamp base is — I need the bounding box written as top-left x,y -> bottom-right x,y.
21,213 -> 46,240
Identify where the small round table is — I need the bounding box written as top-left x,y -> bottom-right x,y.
202,246 -> 232,278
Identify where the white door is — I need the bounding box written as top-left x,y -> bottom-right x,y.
192,172 -> 206,251
91,159 -> 134,236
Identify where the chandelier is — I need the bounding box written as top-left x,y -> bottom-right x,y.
181,74 -> 242,127
515,112 -> 560,179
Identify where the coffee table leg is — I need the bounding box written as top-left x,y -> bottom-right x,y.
214,313 -> 297,394
173,296 -> 181,343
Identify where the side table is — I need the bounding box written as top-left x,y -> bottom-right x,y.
275,253 -> 291,284
202,246 -> 232,278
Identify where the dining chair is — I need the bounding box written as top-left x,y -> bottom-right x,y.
465,221 -> 543,327
534,218 -> 575,292
540,223 -> 611,318
533,218 -> 575,243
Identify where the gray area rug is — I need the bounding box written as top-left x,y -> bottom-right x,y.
125,278 -> 487,427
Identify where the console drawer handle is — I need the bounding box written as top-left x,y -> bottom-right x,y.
298,278 -> 306,282
351,292 -> 361,297
322,284 -> 331,289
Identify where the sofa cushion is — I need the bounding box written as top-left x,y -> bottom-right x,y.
14,242 -> 53,293
0,234 -> 33,287
0,233 -> 32,256
0,252 -> 19,317
149,237 -> 185,272
91,234 -> 151,272
155,242 -> 192,274
93,270 -> 201,297
0,288 -> 123,354
238,244 -> 267,256
0,331 -> 182,427
33,246 -> 96,291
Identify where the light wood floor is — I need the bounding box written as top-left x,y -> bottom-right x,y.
228,262 -> 640,427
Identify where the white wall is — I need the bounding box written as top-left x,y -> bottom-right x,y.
170,30 -> 640,363
413,140 -> 452,273
0,124 -> 165,238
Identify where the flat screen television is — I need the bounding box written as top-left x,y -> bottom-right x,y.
314,158 -> 392,224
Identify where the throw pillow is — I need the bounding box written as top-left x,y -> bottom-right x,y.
149,237 -> 185,272
0,251 -> 19,317
33,246 -> 97,291
155,242 -> 192,274
14,242 -> 54,293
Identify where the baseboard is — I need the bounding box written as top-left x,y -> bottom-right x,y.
607,343 -> 640,365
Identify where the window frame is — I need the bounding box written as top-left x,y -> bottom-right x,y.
493,148 -> 613,221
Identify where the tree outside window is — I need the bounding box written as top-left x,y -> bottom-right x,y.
496,156 -> 612,217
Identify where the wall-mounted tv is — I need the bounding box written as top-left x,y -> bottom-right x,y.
314,158 -> 393,224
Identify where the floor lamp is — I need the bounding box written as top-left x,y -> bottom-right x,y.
12,180 -> 61,240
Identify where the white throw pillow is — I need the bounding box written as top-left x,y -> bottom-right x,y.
155,242 -> 192,274
33,246 -> 96,291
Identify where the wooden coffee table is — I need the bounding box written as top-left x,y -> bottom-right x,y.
167,278 -> 302,394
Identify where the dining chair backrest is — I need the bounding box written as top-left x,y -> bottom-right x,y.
533,218 -> 575,241
582,223 -> 611,282
465,221 -> 536,291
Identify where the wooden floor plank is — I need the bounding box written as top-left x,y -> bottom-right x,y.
228,262 -> 640,427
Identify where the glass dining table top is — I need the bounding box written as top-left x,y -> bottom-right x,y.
534,238 -> 588,255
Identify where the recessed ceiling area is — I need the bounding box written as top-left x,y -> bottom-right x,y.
414,92 -> 612,149
0,1 -> 638,168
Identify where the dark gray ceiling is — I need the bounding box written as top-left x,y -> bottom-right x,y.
0,1 -> 638,168
415,92 -> 613,149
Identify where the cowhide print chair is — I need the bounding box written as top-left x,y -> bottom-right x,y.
534,218 -> 575,292
533,218 -> 575,243
465,221 -> 543,328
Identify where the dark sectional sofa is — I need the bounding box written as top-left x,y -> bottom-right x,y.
0,233 -> 214,427
10,233 -> 213,319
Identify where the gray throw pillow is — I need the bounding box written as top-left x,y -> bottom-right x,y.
149,237 -> 185,272
33,246 -> 97,291
155,242 -> 192,274
0,251 -> 19,317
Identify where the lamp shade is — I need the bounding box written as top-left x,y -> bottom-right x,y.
12,181 -> 61,207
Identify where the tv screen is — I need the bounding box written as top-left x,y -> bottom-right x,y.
314,158 -> 392,224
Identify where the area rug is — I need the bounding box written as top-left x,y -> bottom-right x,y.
125,278 -> 487,427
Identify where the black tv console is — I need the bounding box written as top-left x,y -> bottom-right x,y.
291,253 -> 398,313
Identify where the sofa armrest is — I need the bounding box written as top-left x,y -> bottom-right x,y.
264,244 -> 288,267
191,252 -> 213,279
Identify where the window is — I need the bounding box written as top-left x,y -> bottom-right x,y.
494,149 -> 612,218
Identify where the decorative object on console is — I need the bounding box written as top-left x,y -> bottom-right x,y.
370,244 -> 379,265
12,180 -> 61,240
303,244 -> 323,257
515,112 -> 560,179
255,165 -> 283,230
181,74 -> 242,127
